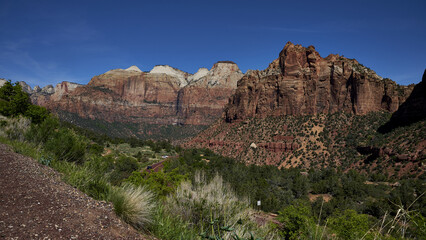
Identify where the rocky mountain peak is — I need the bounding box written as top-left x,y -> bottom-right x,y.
0,78 -> 7,87
51,82 -> 81,101
33,86 -> 41,93
125,65 -> 142,72
149,65 -> 190,87
188,68 -> 209,82
192,61 -> 244,89
18,81 -> 33,94
41,85 -> 55,94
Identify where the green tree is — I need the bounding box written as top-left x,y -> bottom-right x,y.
329,209 -> 371,240
25,105 -> 49,124
0,81 -> 30,117
276,200 -> 315,240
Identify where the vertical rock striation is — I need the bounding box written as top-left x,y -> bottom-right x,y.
224,42 -> 413,122
29,62 -> 243,138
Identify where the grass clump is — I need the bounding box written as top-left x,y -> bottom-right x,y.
166,171 -> 277,239
0,116 -> 31,142
110,183 -> 156,231
151,205 -> 197,240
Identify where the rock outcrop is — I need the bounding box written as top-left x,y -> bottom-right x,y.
176,62 -> 243,125
379,69 -> 426,132
0,78 -> 7,87
225,42 -> 413,122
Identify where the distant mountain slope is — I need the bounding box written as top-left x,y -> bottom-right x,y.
28,62 -> 243,139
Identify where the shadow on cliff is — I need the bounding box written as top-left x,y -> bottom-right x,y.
378,69 -> 426,133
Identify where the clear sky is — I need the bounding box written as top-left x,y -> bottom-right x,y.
0,0 -> 425,87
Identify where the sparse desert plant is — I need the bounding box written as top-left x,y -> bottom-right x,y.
372,192 -> 426,239
110,183 -> 156,231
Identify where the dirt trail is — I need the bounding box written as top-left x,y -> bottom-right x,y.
0,143 -> 148,240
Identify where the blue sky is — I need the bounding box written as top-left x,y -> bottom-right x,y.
0,0 -> 425,87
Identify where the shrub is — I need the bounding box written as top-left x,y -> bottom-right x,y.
0,116 -> 31,141
85,178 -> 111,200
150,205 -> 197,240
110,183 -> 156,230
276,200 -> 316,240
26,116 -> 60,145
109,156 -> 139,185
328,209 -> 371,240
166,172 -> 250,226
125,168 -> 186,197
165,172 -> 275,239
44,128 -> 87,163
25,105 -> 49,124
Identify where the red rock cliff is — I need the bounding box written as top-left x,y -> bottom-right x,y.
225,42 -> 413,122
33,63 -> 243,130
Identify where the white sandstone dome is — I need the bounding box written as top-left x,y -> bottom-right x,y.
150,65 -> 189,87
125,65 -> 142,72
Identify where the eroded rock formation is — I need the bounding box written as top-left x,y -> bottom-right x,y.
30,62 -> 243,137
225,42 -> 413,122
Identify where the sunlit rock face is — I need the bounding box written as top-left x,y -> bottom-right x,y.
225,42 -> 413,122
30,63 -> 244,129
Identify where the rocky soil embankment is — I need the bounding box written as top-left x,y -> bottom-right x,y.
0,144 -> 148,240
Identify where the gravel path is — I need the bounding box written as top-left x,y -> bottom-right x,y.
0,143 -> 148,240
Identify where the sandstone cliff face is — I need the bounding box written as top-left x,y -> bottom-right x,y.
225,42 -> 413,122
177,62 -> 243,125
31,62 -> 243,137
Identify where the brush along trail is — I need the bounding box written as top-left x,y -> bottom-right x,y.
0,143 -> 150,240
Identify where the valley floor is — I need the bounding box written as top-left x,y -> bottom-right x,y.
0,143 -> 148,240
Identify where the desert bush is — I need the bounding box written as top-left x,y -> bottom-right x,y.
328,209 -> 371,240
44,128 -> 87,163
109,156 -> 139,185
85,178 -> 111,200
52,160 -> 95,189
110,183 -> 156,230
276,200 -> 316,240
0,136 -> 43,160
166,172 -> 250,226
125,168 -> 186,197
165,172 -> 276,239
25,105 -> 49,124
150,205 -> 197,240
26,116 -> 60,145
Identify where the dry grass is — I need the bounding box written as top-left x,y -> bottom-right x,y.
0,116 -> 31,141
166,171 -> 278,239
110,183 -> 156,231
